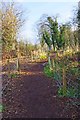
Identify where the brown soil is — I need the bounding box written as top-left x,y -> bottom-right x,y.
2,60 -> 79,119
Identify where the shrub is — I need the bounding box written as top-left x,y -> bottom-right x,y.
8,73 -> 17,78
0,104 -> 5,112
67,87 -> 78,98
39,53 -> 47,60
58,87 -> 78,98
53,71 -> 62,81
44,65 -> 53,77
69,67 -> 79,76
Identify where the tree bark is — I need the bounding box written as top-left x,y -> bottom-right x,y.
48,47 -> 52,70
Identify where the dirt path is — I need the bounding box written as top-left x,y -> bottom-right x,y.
2,61 -> 78,118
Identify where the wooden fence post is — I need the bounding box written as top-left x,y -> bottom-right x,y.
62,51 -> 67,96
7,58 -> 10,75
62,66 -> 67,96
17,43 -> 20,72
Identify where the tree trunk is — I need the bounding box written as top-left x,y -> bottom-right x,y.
48,56 -> 52,69
51,58 -> 55,71
48,47 -> 52,70
16,58 -> 20,71
17,50 -> 20,72
17,43 -> 20,72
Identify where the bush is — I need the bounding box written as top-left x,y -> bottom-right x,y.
53,71 -> 62,81
44,65 -> 53,77
8,73 -> 17,78
67,87 -> 78,98
39,53 -> 47,60
58,87 -> 64,97
58,87 -> 78,98
69,67 -> 79,76
0,104 -> 5,112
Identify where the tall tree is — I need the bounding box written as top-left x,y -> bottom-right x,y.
42,30 -> 52,69
37,15 -> 52,68
0,2 -> 26,72
47,17 -> 59,51
1,2 -> 25,55
77,2 -> 80,49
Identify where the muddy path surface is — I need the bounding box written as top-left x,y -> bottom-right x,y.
2,60 -> 78,118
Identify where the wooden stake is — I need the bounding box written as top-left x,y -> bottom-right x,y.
62,60 -> 67,96
7,58 -> 10,74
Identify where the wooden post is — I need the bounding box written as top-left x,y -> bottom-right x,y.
51,58 -> 54,71
31,51 -> 33,62
7,58 -> 10,74
62,51 -> 67,96
62,66 -> 67,96
48,50 -> 52,70
53,51 -> 57,71
17,43 -> 20,72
